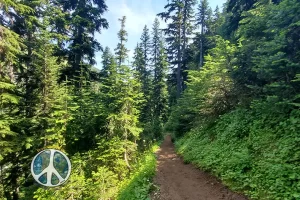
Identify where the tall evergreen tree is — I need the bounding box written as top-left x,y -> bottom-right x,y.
158,0 -> 183,97
151,18 -> 161,68
101,47 -> 113,77
140,25 -> 151,70
103,58 -> 143,170
181,0 -> 197,91
55,0 -> 109,85
0,1 -> 71,198
196,0 -> 212,68
0,0 -> 30,164
150,19 -> 169,138
158,0 -> 196,97
225,0 -> 257,38
3,0 -> 46,198
210,6 -> 224,35
132,43 -> 144,73
115,16 -> 129,67
153,40 -> 169,132
137,25 -> 152,122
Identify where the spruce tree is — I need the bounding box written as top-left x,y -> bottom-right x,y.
158,0 -> 183,97
138,26 -> 152,123
109,64 -> 143,169
55,0 -> 109,85
225,0 -> 257,38
210,6 -> 224,35
140,25 -> 151,69
196,0 -> 212,68
158,0 -> 196,97
37,23 -> 71,149
133,43 -> 144,74
151,18 -> 161,68
182,0 -> 197,90
101,47 -> 113,77
115,16 -> 129,67
152,40 -> 169,138
104,59 -> 143,170
3,0 -> 45,198
0,0 -> 30,163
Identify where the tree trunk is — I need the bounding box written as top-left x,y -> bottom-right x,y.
124,149 -> 131,170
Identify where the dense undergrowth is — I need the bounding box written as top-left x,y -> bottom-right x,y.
117,144 -> 159,200
164,1 -> 300,199
31,144 -> 159,200
175,106 -> 300,200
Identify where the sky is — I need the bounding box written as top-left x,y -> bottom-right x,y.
95,0 -> 227,69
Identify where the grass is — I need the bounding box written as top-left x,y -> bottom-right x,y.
117,144 -> 159,200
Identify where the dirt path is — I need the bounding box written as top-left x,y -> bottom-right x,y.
151,136 -> 248,200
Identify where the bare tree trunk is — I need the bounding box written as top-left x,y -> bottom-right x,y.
124,148 -> 131,170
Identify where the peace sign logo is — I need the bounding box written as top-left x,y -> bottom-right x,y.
31,149 -> 71,187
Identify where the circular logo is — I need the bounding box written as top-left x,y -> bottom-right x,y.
31,149 -> 71,187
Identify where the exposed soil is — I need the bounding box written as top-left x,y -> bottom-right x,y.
151,135 -> 248,200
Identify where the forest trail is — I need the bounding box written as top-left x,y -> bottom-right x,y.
151,136 -> 248,200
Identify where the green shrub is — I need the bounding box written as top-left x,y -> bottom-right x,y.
33,144 -> 159,200
176,107 -> 300,200
117,145 -> 159,200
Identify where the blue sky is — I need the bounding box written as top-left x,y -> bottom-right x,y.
95,0 -> 227,69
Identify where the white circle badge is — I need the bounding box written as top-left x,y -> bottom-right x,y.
31,149 -> 71,187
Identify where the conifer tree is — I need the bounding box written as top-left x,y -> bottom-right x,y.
2,0 -> 47,197
140,25 -> 151,70
0,0 -> 30,163
158,0 -> 183,97
210,6 -> 224,35
182,0 -> 197,90
158,0 -> 196,97
101,55 -> 119,115
37,21 -> 75,150
55,0 -> 109,85
109,64 -> 143,169
103,60 -> 143,170
152,40 -> 169,138
133,43 -> 144,74
196,0 -> 212,68
115,16 -> 129,67
101,47 -> 113,77
151,18 -> 162,68
137,25 -> 152,123
103,19 -> 144,170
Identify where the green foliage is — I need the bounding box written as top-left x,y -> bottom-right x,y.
166,36 -> 237,138
115,16 -> 129,66
56,0 -> 109,83
117,145 -> 159,200
166,1 -> 300,199
33,153 -> 120,200
158,0 -> 197,96
33,144 -> 159,200
176,106 -> 300,199
1,0 -> 167,198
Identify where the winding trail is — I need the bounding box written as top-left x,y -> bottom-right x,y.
151,136 -> 248,200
